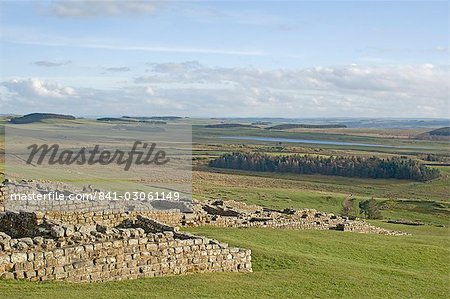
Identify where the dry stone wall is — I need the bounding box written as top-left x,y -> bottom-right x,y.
42,210 -> 184,227
1,179 -> 192,213
0,212 -> 251,282
183,200 -> 408,235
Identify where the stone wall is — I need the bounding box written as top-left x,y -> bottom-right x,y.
182,200 -> 408,235
0,212 -> 251,282
42,210 -> 184,227
1,179 -> 192,213
0,197 -> 408,236
334,221 -> 408,235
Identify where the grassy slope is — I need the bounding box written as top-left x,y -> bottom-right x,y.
195,166 -> 450,201
0,225 -> 448,299
193,168 -> 450,225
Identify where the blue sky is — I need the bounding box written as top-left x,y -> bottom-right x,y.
0,1 -> 448,117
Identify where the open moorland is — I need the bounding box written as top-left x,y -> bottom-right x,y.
0,116 -> 449,298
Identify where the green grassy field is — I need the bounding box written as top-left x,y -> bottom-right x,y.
193,167 -> 450,225
0,117 -> 449,298
0,224 -> 448,299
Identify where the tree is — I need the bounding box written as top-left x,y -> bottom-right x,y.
208,153 -> 440,181
359,198 -> 382,219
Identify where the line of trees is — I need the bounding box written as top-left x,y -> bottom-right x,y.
209,152 -> 440,181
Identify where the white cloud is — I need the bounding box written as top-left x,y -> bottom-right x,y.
103,66 -> 131,73
1,63 -> 448,118
145,86 -> 155,95
33,60 -> 72,67
137,62 -> 448,97
1,78 -> 76,99
133,62 -> 449,117
51,0 -> 166,18
363,46 -> 449,55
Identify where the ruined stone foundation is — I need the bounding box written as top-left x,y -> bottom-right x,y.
0,212 -> 251,282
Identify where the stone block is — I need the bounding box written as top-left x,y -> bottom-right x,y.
11,252 -> 27,263
0,254 -> 11,265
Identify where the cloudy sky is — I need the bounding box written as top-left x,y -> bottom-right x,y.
0,0 -> 448,118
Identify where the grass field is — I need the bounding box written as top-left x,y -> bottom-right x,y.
0,117 -> 449,298
193,168 -> 450,225
0,224 -> 448,299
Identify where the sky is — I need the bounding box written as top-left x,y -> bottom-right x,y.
0,0 -> 448,118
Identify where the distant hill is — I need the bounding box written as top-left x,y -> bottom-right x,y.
251,121 -> 272,125
416,126 -> 450,140
9,113 -> 75,124
122,116 -> 182,121
266,124 -> 347,130
205,123 -> 259,129
428,127 -> 450,136
98,117 -> 134,122
112,125 -> 165,132
97,117 -> 166,124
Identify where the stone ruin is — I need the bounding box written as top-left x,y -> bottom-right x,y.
0,211 -> 251,282
0,179 -> 192,213
0,179 -> 407,282
183,199 -> 408,235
